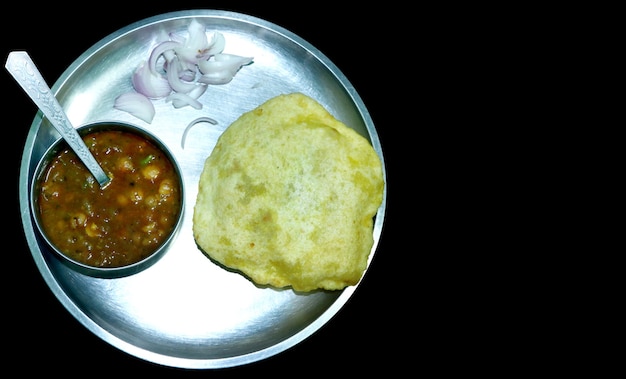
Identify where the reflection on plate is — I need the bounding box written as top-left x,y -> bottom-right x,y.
18,9 -> 386,369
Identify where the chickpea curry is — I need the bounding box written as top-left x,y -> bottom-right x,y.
36,129 -> 182,268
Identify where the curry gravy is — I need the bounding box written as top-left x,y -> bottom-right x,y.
37,130 -> 182,268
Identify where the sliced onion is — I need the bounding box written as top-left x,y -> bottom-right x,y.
114,92 -> 156,124
197,54 -> 253,85
166,92 -> 203,110
113,18 -> 253,121
205,32 -> 226,56
184,18 -> 209,51
174,46 -> 205,66
197,60 -> 235,75
132,61 -> 172,99
197,71 -> 235,85
181,117 -> 218,148
148,40 -> 181,75
187,83 -> 208,99
178,66 -> 197,82
165,83 -> 207,109
174,19 -> 210,65
166,56 -> 200,94
198,54 -> 253,77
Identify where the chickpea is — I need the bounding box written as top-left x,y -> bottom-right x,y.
129,189 -> 144,203
159,179 -> 174,197
145,195 -> 158,208
142,221 -> 157,233
117,156 -> 134,171
71,213 -> 87,228
142,165 -> 160,180
85,222 -> 102,237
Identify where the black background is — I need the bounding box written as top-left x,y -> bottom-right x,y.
3,2 -> 401,375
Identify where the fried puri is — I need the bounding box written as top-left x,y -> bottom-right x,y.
192,92 -> 384,291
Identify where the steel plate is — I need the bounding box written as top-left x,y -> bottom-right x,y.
18,9 -> 386,369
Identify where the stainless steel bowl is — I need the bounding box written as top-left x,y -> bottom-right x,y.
30,121 -> 185,278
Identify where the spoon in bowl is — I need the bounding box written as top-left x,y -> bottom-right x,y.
5,51 -> 111,188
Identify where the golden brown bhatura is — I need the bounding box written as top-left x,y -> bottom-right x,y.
193,92 -> 384,292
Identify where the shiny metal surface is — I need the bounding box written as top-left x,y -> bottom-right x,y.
7,51 -> 111,187
18,10 -> 386,369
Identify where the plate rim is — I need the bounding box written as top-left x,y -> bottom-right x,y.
18,9 -> 387,369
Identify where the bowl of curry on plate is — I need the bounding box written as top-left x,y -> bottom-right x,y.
30,121 -> 185,278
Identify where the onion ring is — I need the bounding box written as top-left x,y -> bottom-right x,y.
181,117 -> 218,149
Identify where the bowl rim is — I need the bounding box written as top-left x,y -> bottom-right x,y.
30,120 -> 186,278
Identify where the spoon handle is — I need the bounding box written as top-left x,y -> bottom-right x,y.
5,51 -> 110,188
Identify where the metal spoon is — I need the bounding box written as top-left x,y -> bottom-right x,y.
6,51 -> 111,188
